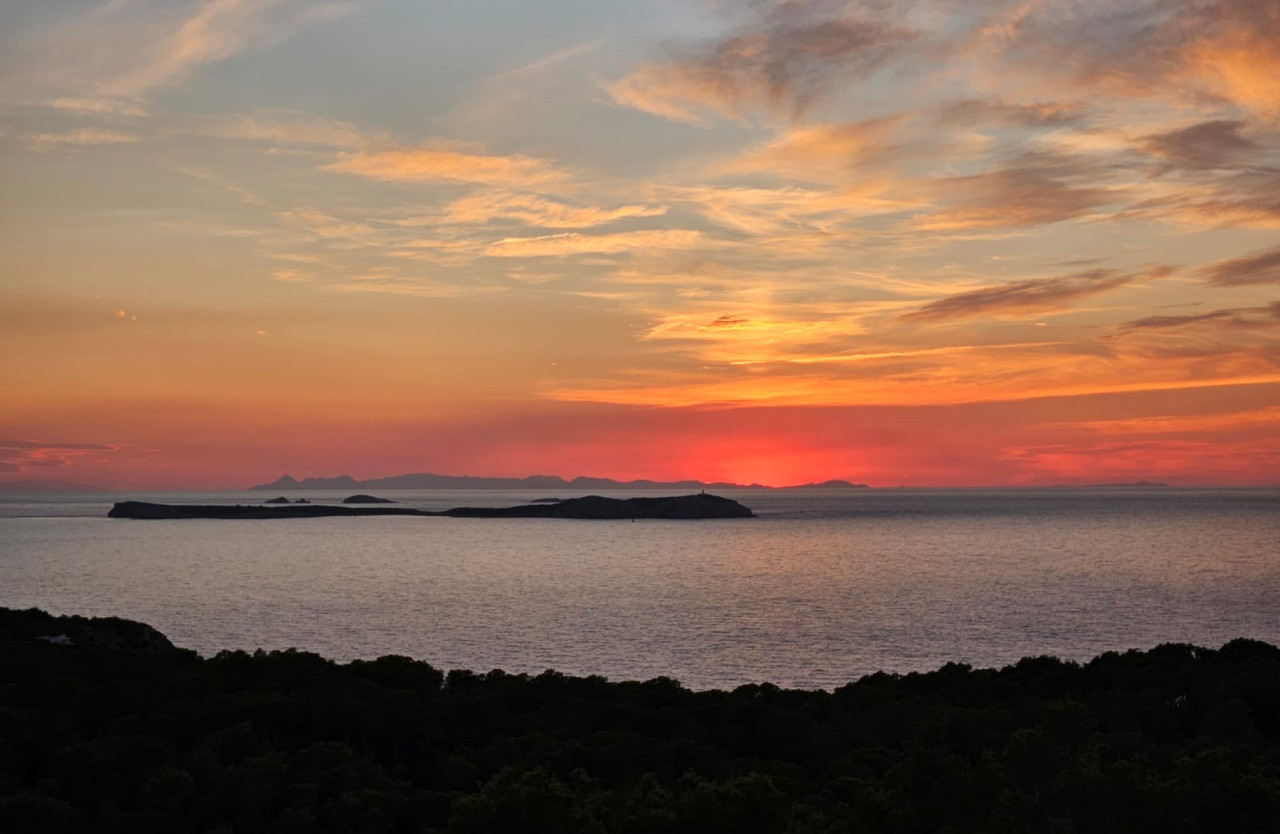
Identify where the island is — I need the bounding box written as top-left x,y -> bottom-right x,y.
342,494 -> 396,504
446,493 -> 753,519
108,493 -> 755,521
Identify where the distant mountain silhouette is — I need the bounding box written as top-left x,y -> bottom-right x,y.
250,473 -> 871,491
1043,481 -> 1172,488
787,479 -> 870,489
1088,481 -> 1169,488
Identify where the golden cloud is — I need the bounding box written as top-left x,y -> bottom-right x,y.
325,146 -> 568,187
445,192 -> 666,229
485,230 -> 704,257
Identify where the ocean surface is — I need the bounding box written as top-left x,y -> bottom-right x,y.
1,488 -> 1277,690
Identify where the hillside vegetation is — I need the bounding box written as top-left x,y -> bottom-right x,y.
1,608 -> 1278,833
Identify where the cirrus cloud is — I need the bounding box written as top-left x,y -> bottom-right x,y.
1196,245 -> 1280,286
485,229 -> 704,257
323,145 -> 569,188
904,267 -> 1171,323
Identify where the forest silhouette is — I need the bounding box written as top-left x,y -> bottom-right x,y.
3,608 -> 1279,832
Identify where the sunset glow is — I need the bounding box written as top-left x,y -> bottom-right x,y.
3,0 -> 1279,488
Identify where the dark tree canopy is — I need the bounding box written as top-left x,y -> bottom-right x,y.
2,607 -> 1279,833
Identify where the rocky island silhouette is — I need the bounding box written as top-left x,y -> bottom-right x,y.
108,493 -> 756,520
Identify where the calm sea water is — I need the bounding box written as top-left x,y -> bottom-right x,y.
1,488 -> 1277,690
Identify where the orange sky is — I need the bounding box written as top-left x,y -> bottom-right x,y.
2,0 -> 1279,489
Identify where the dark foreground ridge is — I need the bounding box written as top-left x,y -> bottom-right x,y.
107,493 -> 756,520
2,607 -> 1278,834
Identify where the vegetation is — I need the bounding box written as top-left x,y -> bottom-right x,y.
2,607 -> 1279,833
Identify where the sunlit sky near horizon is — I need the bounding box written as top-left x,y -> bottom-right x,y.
2,0 -> 1279,489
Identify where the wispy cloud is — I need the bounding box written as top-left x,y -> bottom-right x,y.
0,439 -> 118,473
278,208 -> 378,246
485,229 -> 704,257
607,10 -> 916,125
1139,120 -> 1261,171
997,437 -> 1280,483
444,192 -> 667,229
324,145 -> 569,187
1121,302 -> 1280,330
1124,167 -> 1280,229
1196,245 -> 1280,286
6,0 -> 358,108
110,0 -> 355,97
723,118 -> 904,182
934,98 -> 1084,129
47,96 -> 148,117
1052,406 -> 1280,436
452,39 -> 604,130
904,267 -> 1169,323
26,128 -> 141,149
194,111 -> 381,149
915,161 -> 1124,231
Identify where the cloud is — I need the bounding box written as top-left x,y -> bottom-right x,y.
0,440 -> 118,472
934,98 -> 1084,129
271,268 -> 310,283
996,438 -> 1280,483
485,230 -> 704,257
607,12 -> 916,124
104,0 -> 355,97
444,192 -> 667,229
1178,0 -> 1280,118
8,0 -> 359,106
26,128 -> 141,149
324,145 -> 568,187
452,39 -> 604,130
47,97 -> 148,116
1121,309 -> 1244,331
279,209 -> 377,245
915,162 -> 1123,230
196,111 -> 380,149
1120,302 -> 1280,330
706,315 -> 750,329
1125,167 -> 1280,229
1057,406 -> 1280,436
1138,120 -> 1261,171
724,118 -> 903,182
903,267 -> 1168,323
1196,245 -> 1280,286
983,0 -> 1280,118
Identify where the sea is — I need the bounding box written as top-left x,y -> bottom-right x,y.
1,487 -> 1277,690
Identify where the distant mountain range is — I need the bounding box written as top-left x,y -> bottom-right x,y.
249,473 -> 871,492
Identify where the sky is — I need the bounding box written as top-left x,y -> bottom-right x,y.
1,0 -> 1279,489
